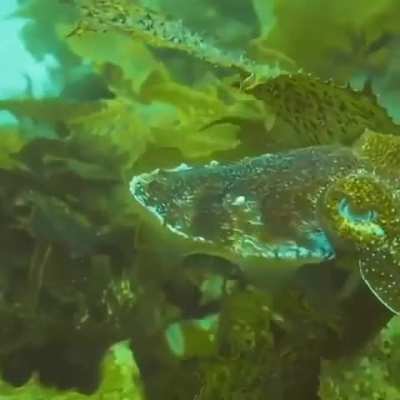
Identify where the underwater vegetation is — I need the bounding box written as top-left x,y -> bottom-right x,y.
1,0 -> 400,399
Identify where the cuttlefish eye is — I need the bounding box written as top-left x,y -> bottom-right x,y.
336,197 -> 384,239
320,173 -> 392,245
320,172 -> 400,314
338,198 -> 376,223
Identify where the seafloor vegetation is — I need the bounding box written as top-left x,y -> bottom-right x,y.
1,0 -> 400,399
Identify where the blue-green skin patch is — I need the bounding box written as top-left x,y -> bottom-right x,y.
338,198 -> 376,224
338,198 -> 385,237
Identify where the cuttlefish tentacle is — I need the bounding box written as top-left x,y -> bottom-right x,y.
320,171 -> 400,314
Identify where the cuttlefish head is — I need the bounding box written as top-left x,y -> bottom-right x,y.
320,170 -> 400,314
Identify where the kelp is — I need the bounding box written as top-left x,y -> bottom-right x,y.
244,74 -> 400,149
320,317 -> 400,400
195,275 -> 391,400
66,0 -> 276,79
0,126 -> 25,169
1,0 -> 400,399
0,341 -> 146,400
264,0 -> 400,81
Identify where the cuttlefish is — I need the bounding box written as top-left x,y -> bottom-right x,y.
130,130 -> 400,314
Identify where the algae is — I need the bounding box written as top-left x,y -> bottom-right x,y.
1,0 -> 400,399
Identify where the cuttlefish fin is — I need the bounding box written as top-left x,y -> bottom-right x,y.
359,255 -> 400,315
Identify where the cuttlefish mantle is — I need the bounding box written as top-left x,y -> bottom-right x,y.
130,146 -> 364,270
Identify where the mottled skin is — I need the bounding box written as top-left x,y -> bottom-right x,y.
245,74 -> 400,151
130,131 -> 400,313
321,134 -> 400,314
131,146 -> 360,268
355,129 -> 400,181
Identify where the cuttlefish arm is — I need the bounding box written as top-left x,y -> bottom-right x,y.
320,171 -> 400,314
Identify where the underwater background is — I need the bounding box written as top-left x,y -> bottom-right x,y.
1,0 -> 400,399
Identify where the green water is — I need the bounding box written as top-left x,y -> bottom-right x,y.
1,1 -> 400,399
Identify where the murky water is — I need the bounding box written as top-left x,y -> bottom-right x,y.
1,1 -> 400,399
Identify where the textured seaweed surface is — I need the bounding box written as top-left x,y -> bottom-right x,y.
1,0 -> 400,399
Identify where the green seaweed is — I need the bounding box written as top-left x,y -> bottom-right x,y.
0,341 -> 146,400
320,317 -> 400,400
1,0 -> 400,399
